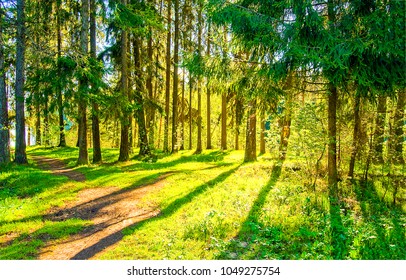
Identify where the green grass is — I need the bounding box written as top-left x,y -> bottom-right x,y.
0,146 -> 404,260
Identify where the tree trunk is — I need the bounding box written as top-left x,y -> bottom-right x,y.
133,37 -> 150,157
172,0 -> 179,153
180,76 -> 185,150
77,0 -> 89,165
392,90 -> 405,164
35,102 -> 41,145
195,6 -> 202,154
348,94 -> 361,178
146,30 -> 154,149
279,95 -> 292,160
260,109 -> 265,154
44,98 -> 50,146
15,0 -> 27,164
118,0 -> 129,162
0,10 -> 10,164
235,94 -> 242,150
189,77 -> 193,150
90,0 -> 102,163
373,96 -> 387,163
244,99 -> 257,162
327,83 -> 338,190
221,91 -> 227,150
206,24 -> 211,150
164,0 -> 171,153
56,0 -> 66,147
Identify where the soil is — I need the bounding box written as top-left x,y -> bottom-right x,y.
31,156 -> 166,260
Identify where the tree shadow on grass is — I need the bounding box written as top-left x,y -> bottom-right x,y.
69,164 -> 241,259
0,165 -> 68,200
328,194 -> 350,259
122,150 -> 231,171
354,180 -> 406,259
216,162 -> 283,259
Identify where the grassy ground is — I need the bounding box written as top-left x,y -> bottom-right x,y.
0,146 -> 405,260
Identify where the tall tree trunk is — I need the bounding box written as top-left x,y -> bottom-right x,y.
90,0 -> 102,163
164,0 -> 171,153
56,0 -> 66,147
77,0 -> 89,165
235,94 -> 242,150
146,29 -> 154,149
244,99 -> 257,162
189,77 -> 193,150
15,0 -> 27,164
348,94 -> 361,178
279,73 -> 293,160
0,9 -> 10,164
44,98 -> 50,146
221,91 -> 227,150
195,6 -> 202,154
392,90 -> 405,164
133,37 -> 150,157
206,24 -> 212,149
118,0 -> 129,162
327,83 -> 338,190
373,95 -> 387,163
172,0 -> 179,153
260,109 -> 265,154
180,76 -> 185,150
35,102 -> 41,145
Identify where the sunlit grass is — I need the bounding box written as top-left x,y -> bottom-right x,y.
0,146 -> 404,260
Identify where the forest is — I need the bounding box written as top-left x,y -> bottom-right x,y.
0,0 -> 405,260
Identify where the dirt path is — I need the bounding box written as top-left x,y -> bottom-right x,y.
32,156 -> 86,182
31,156 -> 166,260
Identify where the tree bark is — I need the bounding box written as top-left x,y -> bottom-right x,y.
260,109 -> 265,154
146,29 -> 154,149
206,24 -> 212,150
180,76 -> 185,150
373,96 -> 387,163
15,0 -> 27,164
56,0 -> 66,147
133,37 -> 150,157
172,0 -> 179,153
221,91 -> 227,150
0,9 -> 10,164
90,0 -> 102,163
118,0 -> 129,162
392,90 -> 405,164
77,0 -> 89,165
327,83 -> 338,190
189,77 -> 193,150
195,6 -> 202,154
244,99 -> 257,162
348,94 -> 361,178
164,0 -> 171,153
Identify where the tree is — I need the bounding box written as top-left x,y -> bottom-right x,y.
0,7 -> 10,164
163,0 -> 171,153
56,0 -> 66,147
118,0 -> 130,162
172,0 -> 179,153
392,90 -> 405,164
206,23 -> 212,149
77,0 -> 89,165
90,0 -> 102,163
244,98 -> 256,162
15,0 -> 28,164
195,4 -> 202,154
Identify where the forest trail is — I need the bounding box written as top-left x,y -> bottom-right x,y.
32,156 -> 86,182
32,156 -> 165,260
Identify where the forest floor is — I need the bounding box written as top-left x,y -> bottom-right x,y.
32,156 -> 165,259
0,147 -> 405,260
